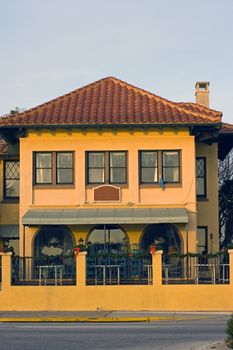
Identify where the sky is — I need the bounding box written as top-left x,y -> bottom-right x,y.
0,0 -> 233,123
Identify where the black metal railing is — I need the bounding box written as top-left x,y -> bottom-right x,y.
86,253 -> 152,285
11,256 -> 76,286
162,253 -> 229,284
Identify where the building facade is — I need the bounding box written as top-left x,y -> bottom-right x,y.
0,77 -> 232,263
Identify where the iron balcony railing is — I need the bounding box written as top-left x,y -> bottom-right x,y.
86,253 -> 152,285
162,253 -> 229,284
11,256 -> 76,286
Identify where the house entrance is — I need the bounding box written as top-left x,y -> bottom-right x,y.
140,224 -> 181,254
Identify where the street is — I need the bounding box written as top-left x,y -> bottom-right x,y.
0,316 -> 229,350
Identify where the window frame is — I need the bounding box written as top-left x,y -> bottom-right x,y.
139,151 -> 158,184
86,151 -> 127,185
197,226 -> 208,254
3,160 -> 20,200
139,150 -> 181,185
33,151 -> 74,187
162,150 -> 181,184
196,157 -> 207,199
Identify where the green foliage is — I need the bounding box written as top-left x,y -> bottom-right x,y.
226,314 -> 233,348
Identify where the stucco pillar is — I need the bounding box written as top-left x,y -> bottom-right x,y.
0,252 -> 12,290
152,250 -> 163,286
228,249 -> 233,285
76,251 -> 87,286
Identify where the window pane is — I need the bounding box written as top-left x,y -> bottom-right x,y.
36,153 -> 52,168
163,167 -> 179,182
141,168 -> 158,182
57,153 -> 73,168
163,151 -> 179,166
89,168 -> 104,183
57,169 -> 73,184
196,159 -> 205,177
110,152 -> 126,167
5,161 -> 20,179
36,169 -> 52,183
141,152 -> 157,167
88,153 -> 104,167
196,178 -> 205,196
110,168 -> 126,183
5,180 -> 19,197
197,228 -> 207,254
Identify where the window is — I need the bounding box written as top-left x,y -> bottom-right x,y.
4,160 -> 20,199
196,157 -> 206,197
197,227 -> 208,254
162,151 -> 180,183
34,152 -> 74,185
140,151 -> 158,183
139,150 -> 180,184
87,151 -> 127,184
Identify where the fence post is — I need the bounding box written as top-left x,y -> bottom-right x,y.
228,249 -> 233,285
152,250 -> 163,286
0,252 -> 12,290
76,251 -> 87,286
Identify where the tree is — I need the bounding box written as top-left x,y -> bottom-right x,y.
219,150 -> 233,248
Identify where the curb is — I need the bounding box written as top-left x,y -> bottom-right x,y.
0,316 -> 209,323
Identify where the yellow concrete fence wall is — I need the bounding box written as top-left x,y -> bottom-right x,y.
1,251 -> 233,312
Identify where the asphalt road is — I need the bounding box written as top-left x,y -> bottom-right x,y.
0,317 -> 229,350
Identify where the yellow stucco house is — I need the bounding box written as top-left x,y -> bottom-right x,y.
0,77 -> 233,300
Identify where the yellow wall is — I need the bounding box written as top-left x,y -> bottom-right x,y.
196,142 -> 219,252
0,251 -> 233,312
18,128 -> 197,254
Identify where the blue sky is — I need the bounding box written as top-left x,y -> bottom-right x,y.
1,0 -> 233,123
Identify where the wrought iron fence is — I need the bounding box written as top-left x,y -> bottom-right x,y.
86,253 -> 152,285
11,256 -> 76,286
162,253 -> 229,284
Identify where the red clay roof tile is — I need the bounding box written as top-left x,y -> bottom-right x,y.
0,77 -> 222,127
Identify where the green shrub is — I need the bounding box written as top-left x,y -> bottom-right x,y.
226,314 -> 233,348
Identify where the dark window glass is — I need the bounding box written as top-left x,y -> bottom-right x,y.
196,158 -> 206,197
87,225 -> 128,253
35,153 -> 52,184
162,151 -> 180,183
56,152 -> 73,184
197,227 -> 208,254
140,151 -> 158,183
88,152 -> 105,183
4,161 -> 20,198
109,152 -> 126,183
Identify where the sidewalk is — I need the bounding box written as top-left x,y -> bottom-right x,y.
0,310 -> 231,323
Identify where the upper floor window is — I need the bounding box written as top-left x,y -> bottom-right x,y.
34,152 -> 74,185
140,151 -> 158,183
87,151 -> 127,184
196,157 -> 206,197
4,160 -> 20,199
162,151 -> 180,183
139,150 -> 180,184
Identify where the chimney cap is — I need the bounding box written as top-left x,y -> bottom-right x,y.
195,81 -> 209,91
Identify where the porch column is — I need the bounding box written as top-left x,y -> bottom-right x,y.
152,250 -> 163,286
228,249 -> 233,285
76,251 -> 87,286
0,252 -> 12,290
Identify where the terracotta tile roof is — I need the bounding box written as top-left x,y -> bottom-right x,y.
0,77 -> 222,127
0,138 -> 7,154
219,122 -> 233,134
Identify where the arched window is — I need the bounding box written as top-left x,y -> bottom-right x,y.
34,226 -> 74,257
87,225 -> 128,254
141,224 -> 181,254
